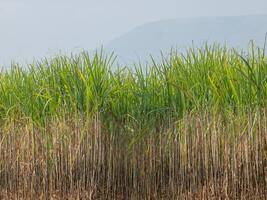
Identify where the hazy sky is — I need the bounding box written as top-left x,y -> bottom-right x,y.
0,0 -> 267,65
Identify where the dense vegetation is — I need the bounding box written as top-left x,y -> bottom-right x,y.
0,44 -> 267,199
1,44 -> 267,122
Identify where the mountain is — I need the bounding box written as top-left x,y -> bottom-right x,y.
105,15 -> 267,64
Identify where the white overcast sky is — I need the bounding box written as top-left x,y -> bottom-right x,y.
0,0 -> 267,65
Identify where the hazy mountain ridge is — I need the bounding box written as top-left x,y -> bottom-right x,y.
106,15 -> 267,64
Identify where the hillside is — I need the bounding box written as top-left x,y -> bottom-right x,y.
106,15 -> 267,63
